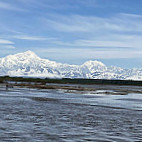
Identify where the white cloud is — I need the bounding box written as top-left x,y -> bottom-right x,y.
71,38 -> 142,48
41,13 -> 142,49
0,39 -> 15,49
35,47 -> 142,60
13,35 -> 57,41
119,13 -> 142,18
0,45 -> 16,49
45,34 -> 142,48
14,35 -> 47,41
43,13 -> 142,33
0,39 -> 14,44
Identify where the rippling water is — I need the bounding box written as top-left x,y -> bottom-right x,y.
0,88 -> 142,142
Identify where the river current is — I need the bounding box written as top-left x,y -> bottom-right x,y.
0,88 -> 142,142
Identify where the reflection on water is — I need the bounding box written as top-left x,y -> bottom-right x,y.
0,88 -> 142,141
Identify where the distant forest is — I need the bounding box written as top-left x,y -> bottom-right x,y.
0,76 -> 142,86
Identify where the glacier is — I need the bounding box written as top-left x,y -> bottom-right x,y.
0,50 -> 142,81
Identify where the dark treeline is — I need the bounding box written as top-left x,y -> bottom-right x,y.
0,76 -> 142,86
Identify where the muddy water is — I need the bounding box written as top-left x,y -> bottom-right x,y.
0,88 -> 142,142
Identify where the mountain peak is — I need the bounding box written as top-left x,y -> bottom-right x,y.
83,60 -> 106,67
24,50 -> 35,54
23,50 -> 37,56
15,50 -> 40,59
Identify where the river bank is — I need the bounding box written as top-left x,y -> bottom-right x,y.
1,82 -> 142,95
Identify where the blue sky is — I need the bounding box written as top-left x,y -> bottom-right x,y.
0,0 -> 142,68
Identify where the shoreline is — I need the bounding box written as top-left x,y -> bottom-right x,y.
1,82 -> 142,95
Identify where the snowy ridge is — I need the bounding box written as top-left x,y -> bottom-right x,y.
0,50 -> 142,80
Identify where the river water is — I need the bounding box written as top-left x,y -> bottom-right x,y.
0,88 -> 142,142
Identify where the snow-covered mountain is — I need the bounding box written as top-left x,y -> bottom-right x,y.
0,50 -> 142,80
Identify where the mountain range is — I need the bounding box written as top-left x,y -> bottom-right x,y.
0,50 -> 142,80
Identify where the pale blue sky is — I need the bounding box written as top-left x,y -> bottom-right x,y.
0,0 -> 142,68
